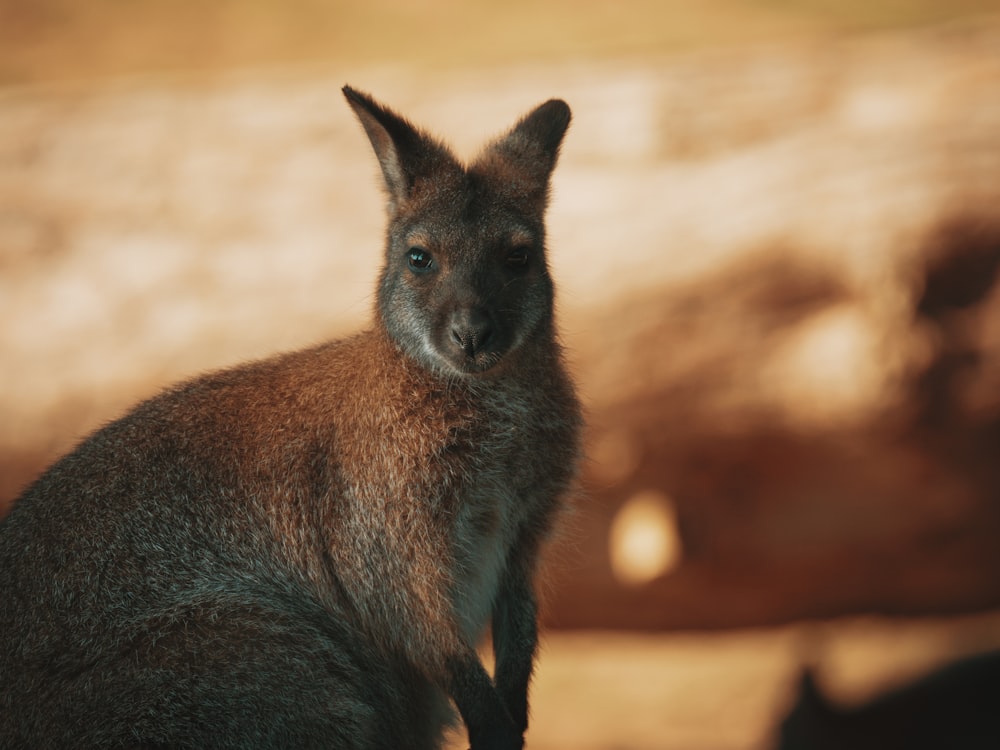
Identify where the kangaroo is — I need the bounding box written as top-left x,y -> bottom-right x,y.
775,650 -> 1000,750
0,86 -> 581,750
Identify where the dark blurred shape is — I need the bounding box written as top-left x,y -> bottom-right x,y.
774,650 -> 1000,750
913,217 -> 1000,440
916,218 -> 1000,318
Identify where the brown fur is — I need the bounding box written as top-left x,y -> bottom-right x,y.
0,87 -> 581,750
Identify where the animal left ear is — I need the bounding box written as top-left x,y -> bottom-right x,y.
342,85 -> 458,213
475,99 -> 571,205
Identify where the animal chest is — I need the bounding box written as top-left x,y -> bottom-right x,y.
443,399 -> 550,645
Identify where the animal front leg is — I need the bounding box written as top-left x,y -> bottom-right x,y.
388,540 -> 522,750
446,650 -> 522,750
490,555 -> 539,739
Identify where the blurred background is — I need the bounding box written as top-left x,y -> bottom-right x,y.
3,1 -> 1000,747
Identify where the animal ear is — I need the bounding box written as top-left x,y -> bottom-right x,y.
796,668 -> 835,715
342,85 -> 456,211
477,98 -> 571,203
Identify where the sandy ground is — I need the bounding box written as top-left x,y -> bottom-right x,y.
454,611 -> 1000,750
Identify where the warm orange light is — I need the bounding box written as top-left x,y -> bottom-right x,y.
609,490 -> 683,586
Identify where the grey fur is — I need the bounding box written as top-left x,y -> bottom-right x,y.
0,87 -> 581,750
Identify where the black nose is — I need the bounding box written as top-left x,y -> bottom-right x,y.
450,308 -> 494,357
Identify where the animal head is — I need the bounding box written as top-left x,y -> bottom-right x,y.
343,86 -> 570,377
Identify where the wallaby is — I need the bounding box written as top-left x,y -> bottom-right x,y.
0,86 -> 581,750
775,650 -> 1000,750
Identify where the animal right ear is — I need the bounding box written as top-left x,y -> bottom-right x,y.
796,668 -> 836,716
342,85 -> 455,212
475,98 -> 571,207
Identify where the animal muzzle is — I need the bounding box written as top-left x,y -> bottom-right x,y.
451,307 -> 494,356
444,307 -> 507,372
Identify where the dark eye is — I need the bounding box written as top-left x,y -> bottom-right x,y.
407,247 -> 433,272
506,247 -> 530,270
